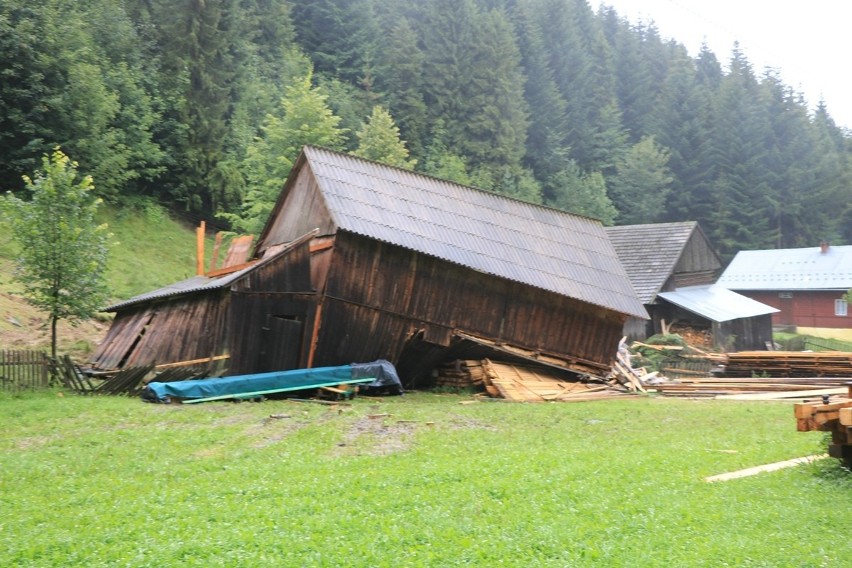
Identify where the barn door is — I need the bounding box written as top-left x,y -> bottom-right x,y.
258,314 -> 303,372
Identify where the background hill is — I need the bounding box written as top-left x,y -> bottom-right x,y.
2,0 -> 851,264
0,202 -> 204,357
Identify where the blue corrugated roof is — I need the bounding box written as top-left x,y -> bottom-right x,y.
717,245 -> 852,291
300,147 -> 647,318
658,285 -> 778,323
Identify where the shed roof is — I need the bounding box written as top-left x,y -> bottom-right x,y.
103,231 -> 317,312
717,245 -> 852,291
264,146 -> 646,318
604,222 -> 700,304
657,285 -> 779,323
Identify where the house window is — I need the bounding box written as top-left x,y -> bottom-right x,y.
835,299 -> 848,317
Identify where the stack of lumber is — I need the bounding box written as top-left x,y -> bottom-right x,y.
648,376 -> 849,400
724,351 -> 852,378
478,359 -> 631,402
434,360 -> 486,390
795,385 -> 852,468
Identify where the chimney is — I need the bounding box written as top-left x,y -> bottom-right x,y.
820,241 -> 830,254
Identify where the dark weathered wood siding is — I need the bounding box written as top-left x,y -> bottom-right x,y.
259,166 -> 336,251
90,292 -> 231,370
313,232 -> 624,374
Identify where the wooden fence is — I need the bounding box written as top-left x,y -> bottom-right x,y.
0,350 -> 51,392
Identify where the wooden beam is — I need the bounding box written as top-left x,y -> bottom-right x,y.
704,454 -> 828,482
196,221 -> 206,275
306,301 -> 323,369
204,260 -> 257,278
154,355 -> 230,369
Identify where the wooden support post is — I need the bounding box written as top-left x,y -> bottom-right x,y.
196,221 -> 206,276
306,301 -> 323,369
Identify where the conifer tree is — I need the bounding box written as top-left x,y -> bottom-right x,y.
354,106 -> 416,168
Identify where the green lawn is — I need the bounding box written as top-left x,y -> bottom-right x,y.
1,391 -> 849,567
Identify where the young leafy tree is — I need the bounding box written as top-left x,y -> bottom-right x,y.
2,148 -> 110,359
353,106 -> 416,168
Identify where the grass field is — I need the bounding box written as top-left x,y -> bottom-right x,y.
2,391 -> 850,567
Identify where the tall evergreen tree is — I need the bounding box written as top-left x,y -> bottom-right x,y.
375,18 -> 429,158
608,136 -> 674,225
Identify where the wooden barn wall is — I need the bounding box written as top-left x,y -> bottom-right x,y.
232,238 -> 314,294
90,292 -> 231,370
317,233 -> 625,369
259,167 -> 335,253
227,292 -> 317,375
717,314 -> 774,351
227,238 -> 321,374
674,230 -> 722,275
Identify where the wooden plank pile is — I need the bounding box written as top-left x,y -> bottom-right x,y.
610,339 -> 648,393
434,360 -> 486,390
724,351 -> 852,378
477,359 -> 631,403
795,384 -> 852,468
649,376 -> 849,399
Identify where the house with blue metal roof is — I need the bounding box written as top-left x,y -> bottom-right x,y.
717,243 -> 852,335
91,147 -> 647,383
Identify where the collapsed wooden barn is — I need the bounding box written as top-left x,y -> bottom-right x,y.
90,146 -> 647,384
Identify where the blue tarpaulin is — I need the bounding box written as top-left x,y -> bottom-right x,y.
141,360 -> 403,403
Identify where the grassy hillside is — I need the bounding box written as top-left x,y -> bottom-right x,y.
0,201 -> 209,357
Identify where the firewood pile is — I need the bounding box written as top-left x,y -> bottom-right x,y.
434,359 -> 486,390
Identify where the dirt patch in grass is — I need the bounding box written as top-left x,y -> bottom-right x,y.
334,415 -> 418,456
0,290 -> 108,360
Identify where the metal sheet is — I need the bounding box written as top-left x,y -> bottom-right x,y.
657,285 -> 779,322
717,246 -> 852,291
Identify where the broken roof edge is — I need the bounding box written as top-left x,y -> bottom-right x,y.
102,229 -> 319,312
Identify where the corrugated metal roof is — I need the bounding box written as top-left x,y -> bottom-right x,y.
717,245 -> 852,291
302,146 -> 647,318
604,222 -> 698,303
657,285 -> 779,323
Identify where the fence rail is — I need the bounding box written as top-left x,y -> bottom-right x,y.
803,336 -> 852,352
0,350 -> 51,392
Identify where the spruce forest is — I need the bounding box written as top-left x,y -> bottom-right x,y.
3,0 -> 851,260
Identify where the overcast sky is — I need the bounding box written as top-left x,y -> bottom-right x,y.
598,0 -> 852,129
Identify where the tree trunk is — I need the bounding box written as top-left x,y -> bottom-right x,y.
51,315 -> 58,360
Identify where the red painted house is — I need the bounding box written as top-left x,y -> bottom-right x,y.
717,243 -> 852,330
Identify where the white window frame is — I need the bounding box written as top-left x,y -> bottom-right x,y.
835,298 -> 848,317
